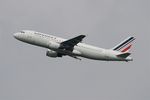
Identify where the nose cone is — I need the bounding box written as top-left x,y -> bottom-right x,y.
13,33 -> 20,39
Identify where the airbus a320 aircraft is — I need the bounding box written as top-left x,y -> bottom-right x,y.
14,30 -> 135,61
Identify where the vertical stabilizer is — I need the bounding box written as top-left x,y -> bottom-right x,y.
112,36 -> 135,52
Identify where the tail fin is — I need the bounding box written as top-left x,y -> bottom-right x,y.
112,36 -> 135,52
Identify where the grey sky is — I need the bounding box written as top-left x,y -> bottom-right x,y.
0,0 -> 150,100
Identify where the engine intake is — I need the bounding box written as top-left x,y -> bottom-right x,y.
46,50 -> 58,57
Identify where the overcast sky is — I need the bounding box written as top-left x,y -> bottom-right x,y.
0,0 -> 150,100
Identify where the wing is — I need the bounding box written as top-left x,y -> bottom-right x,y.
60,35 -> 86,51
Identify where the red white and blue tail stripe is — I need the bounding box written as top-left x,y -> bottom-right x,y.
113,37 -> 135,52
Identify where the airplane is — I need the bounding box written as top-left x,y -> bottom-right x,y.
14,30 -> 135,61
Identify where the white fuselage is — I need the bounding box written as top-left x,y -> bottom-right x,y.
14,30 -> 132,61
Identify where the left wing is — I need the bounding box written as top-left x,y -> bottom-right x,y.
59,35 -> 86,51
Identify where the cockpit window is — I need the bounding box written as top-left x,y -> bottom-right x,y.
20,31 -> 25,33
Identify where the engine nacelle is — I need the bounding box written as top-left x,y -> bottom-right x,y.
46,50 -> 58,57
48,42 -> 60,50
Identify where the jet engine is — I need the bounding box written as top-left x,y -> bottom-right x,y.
46,50 -> 58,57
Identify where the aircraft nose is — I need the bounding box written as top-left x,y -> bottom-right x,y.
13,33 -> 20,39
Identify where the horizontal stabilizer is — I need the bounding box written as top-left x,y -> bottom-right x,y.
117,53 -> 131,58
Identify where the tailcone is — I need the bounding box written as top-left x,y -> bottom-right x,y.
126,57 -> 133,61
